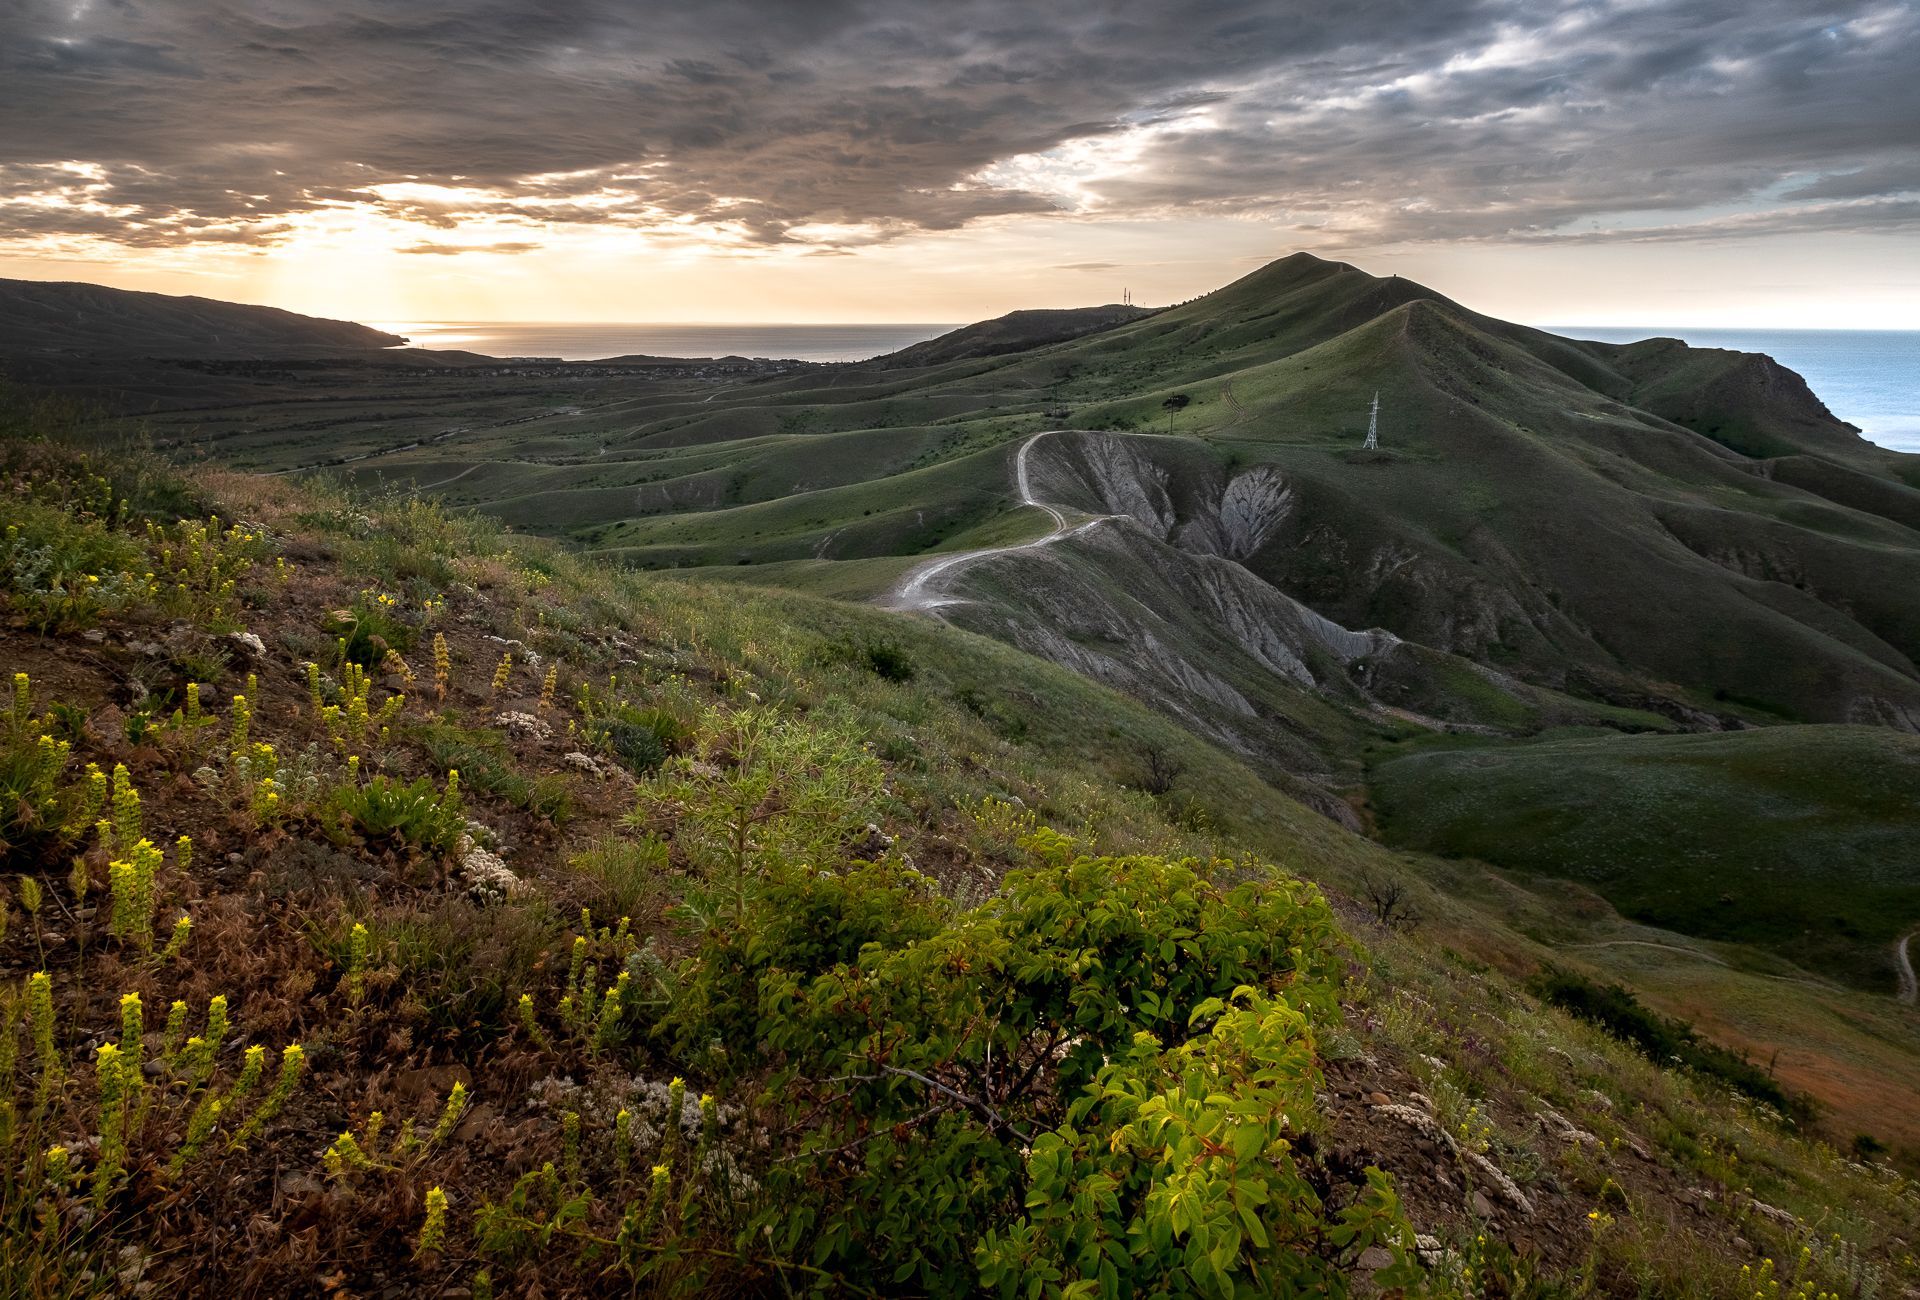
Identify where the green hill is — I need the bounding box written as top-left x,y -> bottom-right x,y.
1371,726 -> 1920,988
0,276 -> 405,356
6,414 -> 1920,1296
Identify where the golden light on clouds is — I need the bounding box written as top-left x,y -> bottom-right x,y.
1,0 -> 1914,326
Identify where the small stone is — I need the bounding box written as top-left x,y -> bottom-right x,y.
278,1172 -> 323,1198
1471,1190 -> 1495,1217
1359,1246 -> 1394,1271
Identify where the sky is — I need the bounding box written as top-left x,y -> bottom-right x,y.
2,1 -> 1917,327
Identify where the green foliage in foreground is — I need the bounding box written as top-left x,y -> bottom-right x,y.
461,831 -> 1422,1296
641,829 -> 1419,1295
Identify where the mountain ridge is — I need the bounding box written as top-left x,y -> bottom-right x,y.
0,276 -> 406,356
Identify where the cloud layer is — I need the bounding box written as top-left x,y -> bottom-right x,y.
3,0 -> 1915,254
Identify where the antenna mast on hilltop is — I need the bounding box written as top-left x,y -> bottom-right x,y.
1363,391 -> 1380,450
1122,287 -> 1132,306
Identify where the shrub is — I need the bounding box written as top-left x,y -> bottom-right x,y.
325,771 -> 465,854
587,702 -> 688,775
635,709 -> 886,881
814,633 -> 916,682
0,676 -> 105,862
1,502 -> 147,633
668,832 -> 1364,1291
568,833 -> 671,919
368,897 -> 559,1042
324,590 -> 418,668
1532,968 -> 1812,1121
407,718 -> 570,823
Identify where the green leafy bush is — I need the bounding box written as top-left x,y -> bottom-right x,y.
323,590 -> 418,668
588,701 -> 688,775
814,633 -> 916,682
1,503 -> 147,633
325,772 -> 465,853
663,830 -> 1384,1293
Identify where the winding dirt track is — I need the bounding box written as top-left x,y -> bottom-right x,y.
1897,931 -> 1917,1005
888,430 -> 1102,610
412,463 -> 483,492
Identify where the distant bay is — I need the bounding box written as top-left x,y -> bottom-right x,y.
372,321 -> 957,364
1553,326 -> 1920,454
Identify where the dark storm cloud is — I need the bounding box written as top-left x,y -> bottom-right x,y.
0,0 -> 1914,251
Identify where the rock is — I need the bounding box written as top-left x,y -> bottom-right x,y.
1536,1108 -> 1602,1147
278,1172 -> 324,1198
395,1064 -> 472,1102
1471,1190 -> 1495,1218
1359,1246 -> 1394,1272
1463,1150 -> 1535,1217
228,630 -> 268,658
81,628 -> 106,643
452,1102 -> 497,1144
1367,1091 -> 1392,1106
848,822 -> 893,859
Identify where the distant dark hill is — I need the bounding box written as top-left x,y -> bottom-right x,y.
876,304 -> 1151,369
0,277 -> 404,357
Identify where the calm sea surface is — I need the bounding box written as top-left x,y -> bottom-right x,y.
378,320 -> 1919,454
1553,327 -> 1920,453
374,321 -> 957,364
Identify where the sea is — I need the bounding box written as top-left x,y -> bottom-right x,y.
1552,327 -> 1920,454
375,320 -> 1920,455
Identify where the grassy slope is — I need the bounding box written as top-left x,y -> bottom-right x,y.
1370,726 -> 1920,987
4,429 -> 1919,1295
